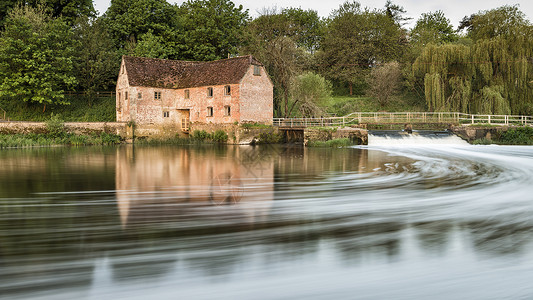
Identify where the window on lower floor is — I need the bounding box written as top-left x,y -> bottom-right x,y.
224,105 -> 231,116
163,111 -> 170,118
207,107 -> 213,117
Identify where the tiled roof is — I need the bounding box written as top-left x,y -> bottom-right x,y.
123,55 -> 263,89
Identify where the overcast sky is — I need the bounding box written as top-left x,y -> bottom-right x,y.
93,0 -> 532,29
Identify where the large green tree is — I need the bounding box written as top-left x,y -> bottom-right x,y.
318,1 -> 406,95
289,72 -> 331,117
0,5 -> 77,108
178,0 -> 249,61
410,11 -> 457,46
103,0 -> 180,53
243,8 -> 320,117
73,17 -> 120,98
1,0 -> 95,27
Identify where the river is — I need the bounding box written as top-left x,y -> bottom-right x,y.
1,139 -> 533,299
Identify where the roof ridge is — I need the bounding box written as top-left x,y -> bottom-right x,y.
124,55 -> 255,65
122,54 -> 261,89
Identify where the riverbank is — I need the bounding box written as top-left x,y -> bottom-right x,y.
1,119 -> 532,148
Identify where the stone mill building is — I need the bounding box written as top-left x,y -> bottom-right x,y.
115,55 -> 274,132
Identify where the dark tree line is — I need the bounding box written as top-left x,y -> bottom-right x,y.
0,0 -> 532,116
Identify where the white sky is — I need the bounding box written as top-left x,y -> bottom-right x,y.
93,0 -> 532,29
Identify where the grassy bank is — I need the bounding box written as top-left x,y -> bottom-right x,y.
0,132 -> 122,148
0,95 -> 115,122
319,93 -> 425,116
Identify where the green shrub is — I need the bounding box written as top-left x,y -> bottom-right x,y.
498,127 -> 533,145
473,138 -> 493,145
307,138 -> 353,148
257,132 -> 282,144
45,114 -> 65,138
212,130 -> 228,143
191,130 -> 211,141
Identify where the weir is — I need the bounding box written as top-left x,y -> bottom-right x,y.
368,130 -> 469,146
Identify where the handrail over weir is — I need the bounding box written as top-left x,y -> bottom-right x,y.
273,112 -> 533,128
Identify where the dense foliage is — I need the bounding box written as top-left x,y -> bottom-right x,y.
0,0 -> 531,119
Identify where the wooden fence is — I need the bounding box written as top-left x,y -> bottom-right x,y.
273,112 -> 533,128
63,91 -> 116,98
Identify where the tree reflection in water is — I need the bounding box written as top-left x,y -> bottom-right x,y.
1,145 -> 533,299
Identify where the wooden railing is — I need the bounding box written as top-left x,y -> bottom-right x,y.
63,91 -> 116,98
273,112 -> 533,128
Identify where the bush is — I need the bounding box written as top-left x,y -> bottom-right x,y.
307,138 -> 353,148
191,130 -> 211,141
212,130 -> 228,143
498,127 -> 533,145
46,114 -> 65,138
257,131 -> 282,144
473,138 -> 493,145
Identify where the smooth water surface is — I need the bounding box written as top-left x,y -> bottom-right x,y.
1,143 -> 533,299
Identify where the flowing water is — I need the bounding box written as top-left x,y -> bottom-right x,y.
1,137 -> 533,299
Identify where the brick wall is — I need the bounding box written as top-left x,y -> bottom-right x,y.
239,65 -> 274,124
117,59 -> 274,126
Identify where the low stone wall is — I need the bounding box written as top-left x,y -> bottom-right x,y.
303,127 -> 368,145
450,125 -> 508,142
190,122 -> 279,144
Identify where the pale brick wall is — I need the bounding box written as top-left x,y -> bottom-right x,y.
239,65 -> 274,124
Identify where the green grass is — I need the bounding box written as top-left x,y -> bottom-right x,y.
0,95 -> 116,122
319,93 -> 426,116
240,122 -> 273,129
0,132 -> 123,148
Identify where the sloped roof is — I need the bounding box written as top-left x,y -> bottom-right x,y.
123,55 -> 263,89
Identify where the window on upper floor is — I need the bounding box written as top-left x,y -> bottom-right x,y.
138,92 -> 142,99
253,65 -> 261,76
185,89 -> 190,99
224,85 -> 231,96
154,91 -> 161,100
207,87 -> 213,97
125,91 -> 128,100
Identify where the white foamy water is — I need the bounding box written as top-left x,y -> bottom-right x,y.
368,131 -> 469,146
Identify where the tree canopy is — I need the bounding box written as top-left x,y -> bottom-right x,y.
318,1 -> 406,95
413,6 -> 533,115
0,5 -> 77,106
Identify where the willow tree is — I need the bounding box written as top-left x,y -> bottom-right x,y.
413,5 -> 533,115
413,44 -> 472,112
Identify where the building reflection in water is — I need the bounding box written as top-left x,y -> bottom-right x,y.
115,145 -> 275,229
2,145 -> 533,299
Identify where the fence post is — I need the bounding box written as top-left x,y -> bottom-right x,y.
471,114 -> 474,125
342,117 -> 345,127
488,115 -> 491,125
